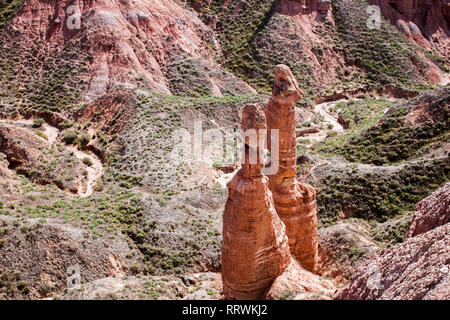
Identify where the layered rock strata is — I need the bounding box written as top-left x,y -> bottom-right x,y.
221,104 -> 291,300
334,223 -> 450,300
370,0 -> 450,59
406,182 -> 450,238
335,184 -> 450,300
266,65 -> 319,273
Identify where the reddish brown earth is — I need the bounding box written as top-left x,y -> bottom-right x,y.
0,159 -> 11,178
264,256 -> 335,300
0,126 -> 39,170
266,65 -> 319,273
406,182 -> 450,238
404,86 -> 450,126
0,122 -> 86,193
3,0 -> 254,101
334,223 -> 450,300
371,0 -> 450,60
74,89 -> 138,135
221,104 -> 291,300
275,0 -> 359,93
317,221 -> 379,284
335,185 -> 450,300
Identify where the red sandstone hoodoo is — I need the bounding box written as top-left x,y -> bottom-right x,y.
221,104 -> 291,300
266,65 -> 319,274
221,66 -> 320,299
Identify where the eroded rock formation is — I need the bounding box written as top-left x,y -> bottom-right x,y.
221,104 -> 291,300
334,223 -> 450,300
335,184 -> 450,300
406,182 -> 450,238
264,257 -> 335,300
2,0 -> 255,101
0,216 -> 141,299
266,65 -> 319,273
371,0 -> 450,59
0,126 -> 41,170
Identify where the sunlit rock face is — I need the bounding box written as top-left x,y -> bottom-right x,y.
265,65 -> 319,274
335,223 -> 450,300
221,104 -> 291,300
371,0 -> 450,59
4,0 -> 255,101
406,182 -> 450,239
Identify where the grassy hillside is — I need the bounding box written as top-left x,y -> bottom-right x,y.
0,0 -> 24,29
186,0 -> 445,102
315,86 -> 450,165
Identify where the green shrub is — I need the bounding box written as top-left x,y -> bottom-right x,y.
82,157 -> 93,167
32,118 -> 45,128
63,130 -> 78,144
79,133 -> 90,148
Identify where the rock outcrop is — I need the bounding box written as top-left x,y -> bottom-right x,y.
0,216 -> 141,299
1,0 -> 254,103
264,257 -> 335,300
0,123 -> 85,193
318,221 -> 379,283
221,104 -> 291,300
0,153 -> 12,178
0,126 -> 43,172
371,0 -> 450,59
266,65 -> 319,273
406,182 -> 450,238
334,223 -> 450,300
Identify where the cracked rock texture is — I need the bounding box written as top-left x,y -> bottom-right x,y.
335,222 -> 449,300
221,104 -> 291,300
266,65 -> 319,273
406,182 -> 450,238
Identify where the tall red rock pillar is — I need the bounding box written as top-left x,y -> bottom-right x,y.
266,65 -> 319,273
221,104 -> 291,300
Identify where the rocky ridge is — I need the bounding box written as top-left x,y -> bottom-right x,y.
335,184 -> 450,300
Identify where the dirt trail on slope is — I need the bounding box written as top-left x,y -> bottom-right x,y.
67,146 -> 104,197
0,119 -> 103,197
300,101 -> 345,146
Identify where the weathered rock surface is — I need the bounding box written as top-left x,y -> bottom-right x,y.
404,85 -> 450,126
371,0 -> 450,60
221,104 -> 291,300
0,153 -> 12,178
0,123 -> 83,192
406,182 -> 450,238
266,65 -> 319,273
334,223 -> 450,300
0,216 -> 141,299
59,272 -> 222,300
0,126 -> 40,170
318,220 -> 379,284
264,256 -> 335,300
2,0 -> 254,102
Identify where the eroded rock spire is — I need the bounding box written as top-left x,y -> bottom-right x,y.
221,104 -> 291,300
266,65 -> 319,273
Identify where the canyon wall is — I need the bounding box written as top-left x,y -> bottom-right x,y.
371,0 -> 450,59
